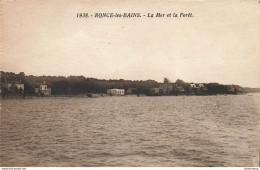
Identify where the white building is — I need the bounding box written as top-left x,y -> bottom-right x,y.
126,88 -> 137,94
36,84 -> 51,96
7,83 -> 24,91
7,84 -> 12,90
40,85 -> 48,91
198,83 -> 204,88
190,83 -> 204,88
150,88 -> 164,95
190,83 -> 196,88
16,84 -> 25,91
107,89 -> 125,96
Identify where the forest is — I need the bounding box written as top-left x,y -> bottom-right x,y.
1,71 -> 258,96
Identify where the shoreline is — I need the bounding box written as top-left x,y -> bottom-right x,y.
1,93 -> 256,100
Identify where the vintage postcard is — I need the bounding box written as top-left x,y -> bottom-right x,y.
0,0 -> 259,167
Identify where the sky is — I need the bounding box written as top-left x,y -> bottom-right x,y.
1,0 -> 260,87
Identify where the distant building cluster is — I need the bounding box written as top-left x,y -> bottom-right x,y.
1,79 -> 238,97
107,82 -> 211,96
1,71 -> 245,97
1,78 -> 52,97
148,83 -> 205,96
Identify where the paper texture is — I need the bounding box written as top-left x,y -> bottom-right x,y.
1,0 -> 259,167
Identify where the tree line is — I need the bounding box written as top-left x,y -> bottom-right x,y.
1,71 -> 256,96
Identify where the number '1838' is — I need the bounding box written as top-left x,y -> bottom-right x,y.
77,13 -> 89,18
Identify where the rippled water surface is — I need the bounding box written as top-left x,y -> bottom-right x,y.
1,94 -> 259,166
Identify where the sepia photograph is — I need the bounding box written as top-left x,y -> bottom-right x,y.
0,0 -> 259,168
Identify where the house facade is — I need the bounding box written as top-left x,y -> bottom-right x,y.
35,84 -> 51,96
126,88 -> 137,94
6,80 -> 24,93
107,89 -> 125,96
150,88 -> 164,96
190,83 -> 197,88
190,83 -> 204,88
7,83 -> 24,91
198,83 -> 204,88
